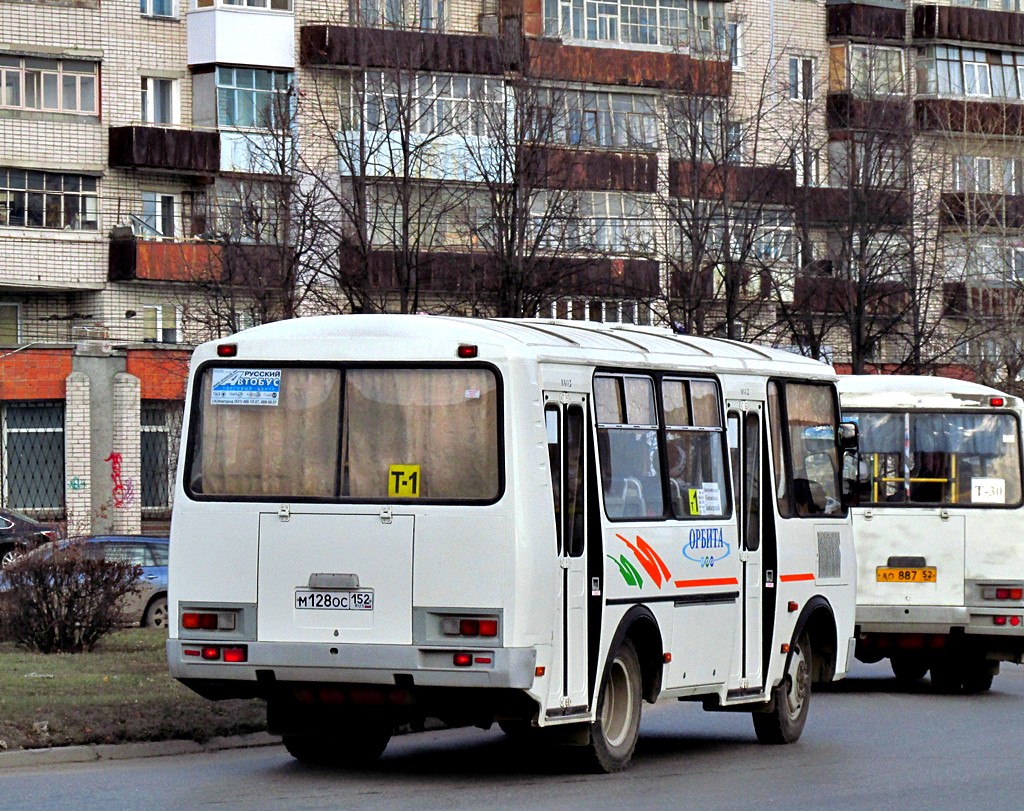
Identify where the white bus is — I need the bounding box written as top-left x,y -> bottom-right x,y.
839,375 -> 1024,692
168,315 -> 858,772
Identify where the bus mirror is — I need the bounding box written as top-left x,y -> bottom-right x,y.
841,452 -> 861,508
838,421 -> 858,451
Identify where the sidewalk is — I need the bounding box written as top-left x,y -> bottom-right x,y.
0,731 -> 281,770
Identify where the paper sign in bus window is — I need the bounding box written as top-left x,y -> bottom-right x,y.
688,483 -> 722,516
210,369 -> 281,406
389,464 -> 422,498
971,477 -> 1005,504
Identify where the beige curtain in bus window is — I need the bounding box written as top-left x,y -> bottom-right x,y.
199,369 -> 340,496
342,368 -> 498,500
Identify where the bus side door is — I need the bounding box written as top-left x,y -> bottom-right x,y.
727,402 -> 764,690
544,394 -> 589,713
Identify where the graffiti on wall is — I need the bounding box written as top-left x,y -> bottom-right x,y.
105,452 -> 136,509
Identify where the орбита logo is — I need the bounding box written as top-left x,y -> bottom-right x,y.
682,526 -> 731,569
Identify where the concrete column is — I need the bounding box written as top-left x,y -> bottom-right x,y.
64,372 -> 92,537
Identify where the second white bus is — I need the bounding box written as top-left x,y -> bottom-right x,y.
168,316 -> 859,771
839,374 -> 1024,692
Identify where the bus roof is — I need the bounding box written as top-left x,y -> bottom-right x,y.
197,315 -> 836,379
838,374 -> 1021,410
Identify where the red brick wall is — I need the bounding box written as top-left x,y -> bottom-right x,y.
0,349 -> 73,400
126,349 -> 191,401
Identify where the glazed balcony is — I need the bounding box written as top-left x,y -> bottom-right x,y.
108,126 -> 220,175
188,2 -> 295,68
940,192 -> 1024,230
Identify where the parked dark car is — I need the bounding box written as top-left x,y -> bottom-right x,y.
6,535 -> 169,627
0,509 -> 61,570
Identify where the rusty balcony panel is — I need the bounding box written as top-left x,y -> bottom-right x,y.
915,98 -> 1024,136
108,126 -> 220,175
300,25 -> 509,75
944,282 -> 1023,316
793,273 -> 854,314
914,4 -> 1024,48
526,39 -> 731,96
668,162 -> 795,205
827,93 -> 909,131
794,186 -> 909,225
108,237 -> 224,283
530,147 -> 658,192
827,3 -> 906,41
941,193 -> 1024,229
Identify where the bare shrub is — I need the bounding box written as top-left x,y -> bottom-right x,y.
0,546 -> 142,653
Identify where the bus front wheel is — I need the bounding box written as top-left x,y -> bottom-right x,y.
584,639 -> 642,773
753,631 -> 811,745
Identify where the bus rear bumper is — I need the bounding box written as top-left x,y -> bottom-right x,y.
167,639 -> 538,694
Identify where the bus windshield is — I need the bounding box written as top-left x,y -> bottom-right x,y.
848,410 -> 1022,506
187,365 -> 500,501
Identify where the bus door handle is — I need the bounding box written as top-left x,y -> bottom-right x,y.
559,557 -> 570,570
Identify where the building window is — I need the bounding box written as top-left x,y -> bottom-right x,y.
143,304 -> 179,343
137,192 -> 178,238
141,77 -> 178,124
140,0 -> 176,16
0,169 -> 99,230
849,45 -> 904,97
365,71 -> 503,138
953,156 -> 992,192
533,87 -> 657,149
0,304 -> 19,346
2,403 -> 65,515
141,403 -> 183,517
1005,158 -> 1023,195
789,57 -> 814,101
199,0 -> 292,8
216,67 -> 293,129
921,46 -> 1024,100
0,56 -> 97,114
729,22 -> 742,69
358,0 -> 439,27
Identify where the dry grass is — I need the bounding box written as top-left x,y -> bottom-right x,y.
0,627 -> 266,751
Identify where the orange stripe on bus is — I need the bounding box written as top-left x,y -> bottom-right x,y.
673,577 -> 740,588
779,573 -> 815,582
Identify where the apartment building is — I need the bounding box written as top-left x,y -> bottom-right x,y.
1,0 -> 1022,531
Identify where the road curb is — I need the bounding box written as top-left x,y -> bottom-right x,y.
0,731 -> 281,769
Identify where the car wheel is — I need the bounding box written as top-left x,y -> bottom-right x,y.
144,595 -> 169,628
1,545 -> 24,570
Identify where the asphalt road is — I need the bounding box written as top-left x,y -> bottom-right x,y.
2,659 -> 1023,811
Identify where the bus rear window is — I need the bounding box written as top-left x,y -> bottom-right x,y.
188,366 -> 500,502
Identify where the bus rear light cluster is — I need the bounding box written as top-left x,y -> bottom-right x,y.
183,644 -> 247,662
453,653 -> 493,667
994,616 -> 1021,627
182,611 -> 236,631
442,617 -> 498,637
982,587 -> 1024,601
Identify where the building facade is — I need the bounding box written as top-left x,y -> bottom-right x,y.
1,0 -> 1022,530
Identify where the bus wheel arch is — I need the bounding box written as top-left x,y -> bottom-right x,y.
605,606 -> 665,704
794,597 -> 839,684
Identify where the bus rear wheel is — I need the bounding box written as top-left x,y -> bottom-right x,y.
283,718 -> 392,767
584,639 -> 642,773
753,631 -> 811,745
890,655 -> 929,685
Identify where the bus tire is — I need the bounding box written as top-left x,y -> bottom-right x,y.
929,660 -> 964,694
584,639 -> 642,773
753,631 -> 811,745
962,659 -> 997,694
283,719 -> 391,766
890,655 -> 929,685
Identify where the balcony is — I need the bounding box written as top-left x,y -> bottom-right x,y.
941,192 -> 1024,230
668,162 -> 795,205
109,236 -> 224,283
827,3 -> 905,41
915,98 -> 1024,137
826,93 -> 909,132
793,187 -> 910,226
188,5 -> 295,68
914,4 -> 1024,48
108,126 -> 220,175
532,148 -> 658,193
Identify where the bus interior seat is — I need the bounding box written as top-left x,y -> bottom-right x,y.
621,476 -> 646,516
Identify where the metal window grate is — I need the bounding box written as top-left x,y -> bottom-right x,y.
817,530 -> 842,580
1,402 -> 65,518
141,402 -> 183,518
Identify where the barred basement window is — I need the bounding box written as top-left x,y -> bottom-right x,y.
2,402 -> 65,516
141,403 -> 183,517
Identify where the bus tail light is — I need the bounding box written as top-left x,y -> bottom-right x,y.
442,615 -> 499,638
993,616 -> 1021,626
186,644 -> 248,662
982,586 -> 1024,601
181,611 -> 236,631
453,653 -> 473,667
